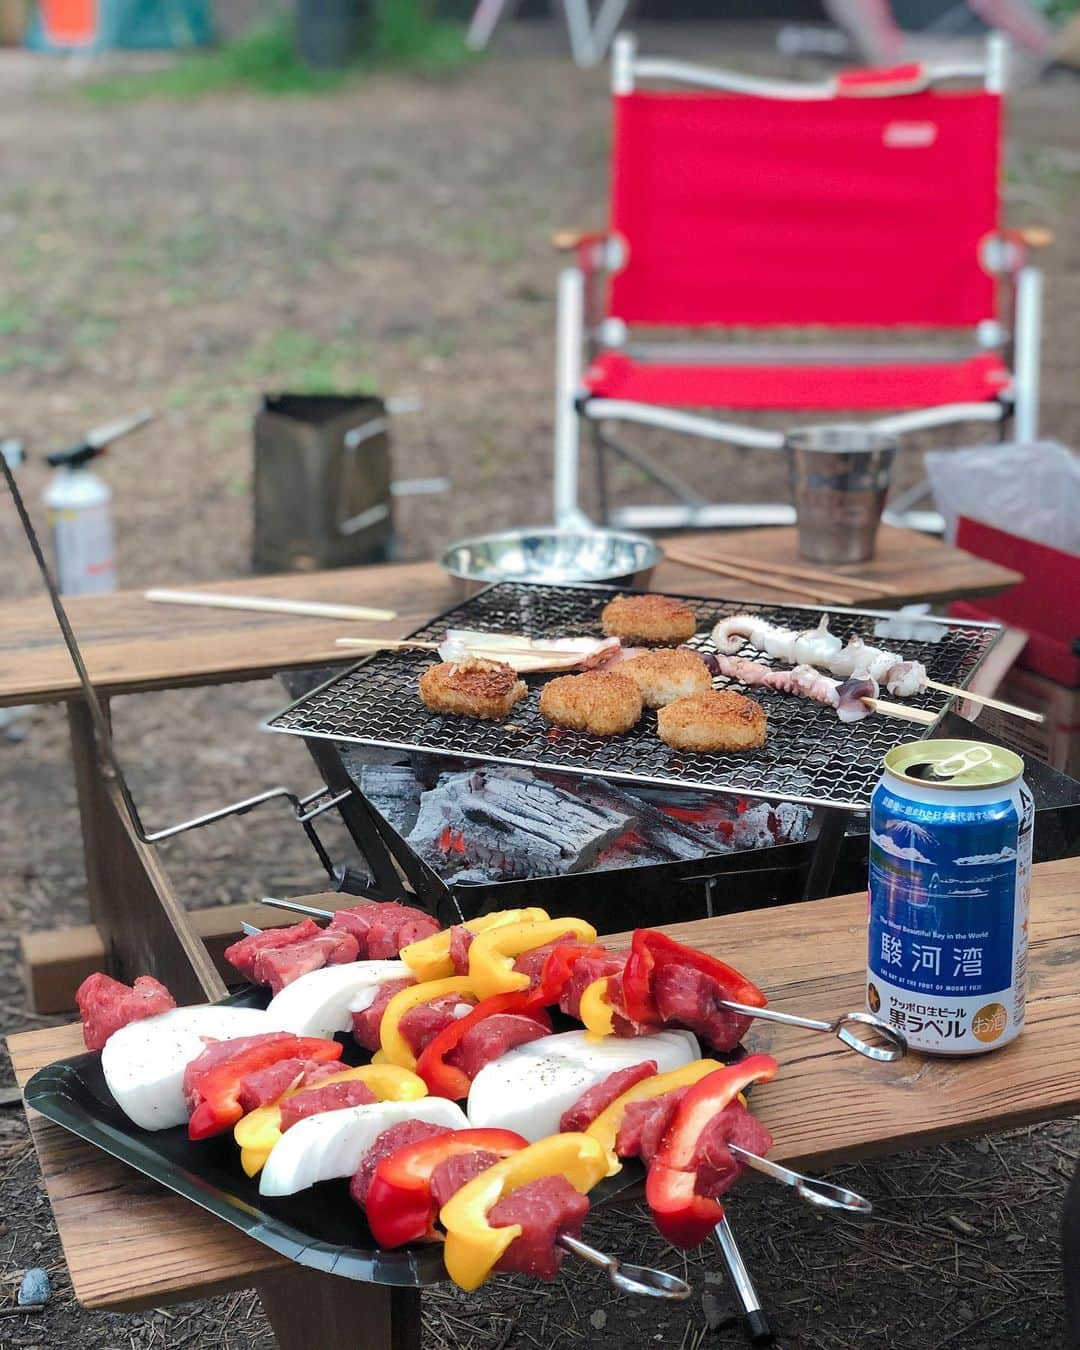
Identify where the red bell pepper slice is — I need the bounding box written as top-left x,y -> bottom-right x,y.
535,942 -> 612,1006
621,929 -> 767,1026
366,1128 -> 528,1248
187,1035 -> 343,1140
644,1054 -> 778,1249
415,990 -> 550,1100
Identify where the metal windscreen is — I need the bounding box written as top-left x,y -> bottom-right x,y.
265,583 -> 1002,812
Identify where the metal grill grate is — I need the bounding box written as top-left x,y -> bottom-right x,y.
265,583 -> 1002,812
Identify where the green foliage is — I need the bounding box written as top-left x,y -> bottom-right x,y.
81,2 -> 472,104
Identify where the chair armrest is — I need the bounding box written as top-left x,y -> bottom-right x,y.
552,229 -> 610,253
1018,226 -> 1054,250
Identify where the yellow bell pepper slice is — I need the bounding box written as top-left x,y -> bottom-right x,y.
467,918 -> 598,998
578,976 -> 616,1039
400,908 -> 550,983
234,1063 -> 426,1177
379,976 -> 476,1070
585,1059 -> 723,1155
440,1132 -> 617,1292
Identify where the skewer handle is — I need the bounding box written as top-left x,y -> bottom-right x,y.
727,1147 -> 872,1215
145,588 -> 397,623
712,1217 -> 774,1347
556,1234 -> 691,1301
923,678 -> 1045,724
720,1001 -> 907,1062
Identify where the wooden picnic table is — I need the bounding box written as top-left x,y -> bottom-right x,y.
8,858 -> 1078,1349
0,525 -> 1019,708
3,522 -> 1021,1011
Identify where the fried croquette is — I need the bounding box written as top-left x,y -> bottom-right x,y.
657,689 -> 767,753
619,647 -> 713,708
418,658 -> 527,721
538,670 -> 643,736
601,594 -> 697,645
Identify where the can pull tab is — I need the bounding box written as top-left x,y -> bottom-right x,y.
925,745 -> 995,780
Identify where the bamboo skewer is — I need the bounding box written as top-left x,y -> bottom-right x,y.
664,548 -> 856,606
336,637 -> 439,651
684,547 -> 900,597
863,697 -> 937,725
922,678 -> 1045,724
145,588 -> 397,623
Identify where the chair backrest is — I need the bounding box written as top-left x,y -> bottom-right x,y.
607,46 -> 1004,331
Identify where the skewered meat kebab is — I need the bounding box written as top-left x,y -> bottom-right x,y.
255,900 -> 907,1064
711,614 -> 925,697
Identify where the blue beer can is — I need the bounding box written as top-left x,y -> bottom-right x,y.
867,739 -> 1033,1055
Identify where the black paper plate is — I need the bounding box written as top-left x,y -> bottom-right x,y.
23,988 -> 647,1287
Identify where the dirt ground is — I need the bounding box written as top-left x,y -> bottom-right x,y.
0,16 -> 1078,1350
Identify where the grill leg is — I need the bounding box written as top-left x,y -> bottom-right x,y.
257,1268 -> 421,1350
299,737 -> 411,902
802,808 -> 848,901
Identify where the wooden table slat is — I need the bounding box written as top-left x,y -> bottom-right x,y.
0,526 -> 1021,707
8,857 -> 1077,1313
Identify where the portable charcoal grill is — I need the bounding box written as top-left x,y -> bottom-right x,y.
264,581 -> 1004,927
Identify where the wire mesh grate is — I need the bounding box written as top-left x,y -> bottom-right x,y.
265,583 -> 1002,812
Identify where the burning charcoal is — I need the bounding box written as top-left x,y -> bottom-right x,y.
407,767 -> 637,880
567,777 -> 722,860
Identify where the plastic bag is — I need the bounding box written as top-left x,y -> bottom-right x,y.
925,441 -> 1080,553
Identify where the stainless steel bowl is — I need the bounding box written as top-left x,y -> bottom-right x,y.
439,527 -> 663,599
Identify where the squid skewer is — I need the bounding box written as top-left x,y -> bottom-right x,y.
701,652 -> 932,726
710,614 -> 1041,722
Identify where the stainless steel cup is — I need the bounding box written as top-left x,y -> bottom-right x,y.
785,426 -> 897,564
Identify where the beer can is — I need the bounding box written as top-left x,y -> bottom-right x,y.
866,739 -> 1033,1055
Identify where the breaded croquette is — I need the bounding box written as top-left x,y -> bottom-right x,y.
657,689 -> 767,753
619,647 -> 712,708
601,593 -> 697,646
418,658 -> 527,721
538,670 -> 643,736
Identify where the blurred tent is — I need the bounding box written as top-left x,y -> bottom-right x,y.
26,0 -> 211,50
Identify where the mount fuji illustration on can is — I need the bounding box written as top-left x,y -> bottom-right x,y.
866,740 -> 1033,1056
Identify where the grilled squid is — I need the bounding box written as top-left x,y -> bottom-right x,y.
710,653 -> 878,722
710,615 -> 926,700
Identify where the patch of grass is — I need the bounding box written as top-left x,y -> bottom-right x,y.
0,303 -> 31,336
81,3 -> 472,105
240,330 -> 378,395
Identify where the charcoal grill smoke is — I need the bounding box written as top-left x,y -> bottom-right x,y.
347,758 -> 811,885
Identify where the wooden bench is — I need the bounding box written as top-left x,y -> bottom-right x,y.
9,858 -> 1078,1349
1,525 -> 1021,1011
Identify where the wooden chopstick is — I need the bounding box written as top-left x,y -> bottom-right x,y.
923,678 -> 1045,724
664,548 -> 856,606
691,548 -> 900,597
146,588 -> 397,623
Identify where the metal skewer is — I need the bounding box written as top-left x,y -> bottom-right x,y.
254,900 -> 908,1062
720,1001 -> 907,1062
712,1217 -> 774,1346
557,1234 -> 691,1301
727,1147 -> 872,1214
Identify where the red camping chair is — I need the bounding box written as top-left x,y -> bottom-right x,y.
552,33 -> 1047,532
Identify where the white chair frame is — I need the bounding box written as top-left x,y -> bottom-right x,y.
466,0 -> 628,68
552,32 -> 1044,533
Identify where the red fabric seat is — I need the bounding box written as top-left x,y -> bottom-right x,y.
583,351 -> 1011,412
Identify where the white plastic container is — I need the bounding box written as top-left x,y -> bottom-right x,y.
43,462 -> 116,595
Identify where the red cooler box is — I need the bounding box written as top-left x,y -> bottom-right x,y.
950,517 -> 1080,777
